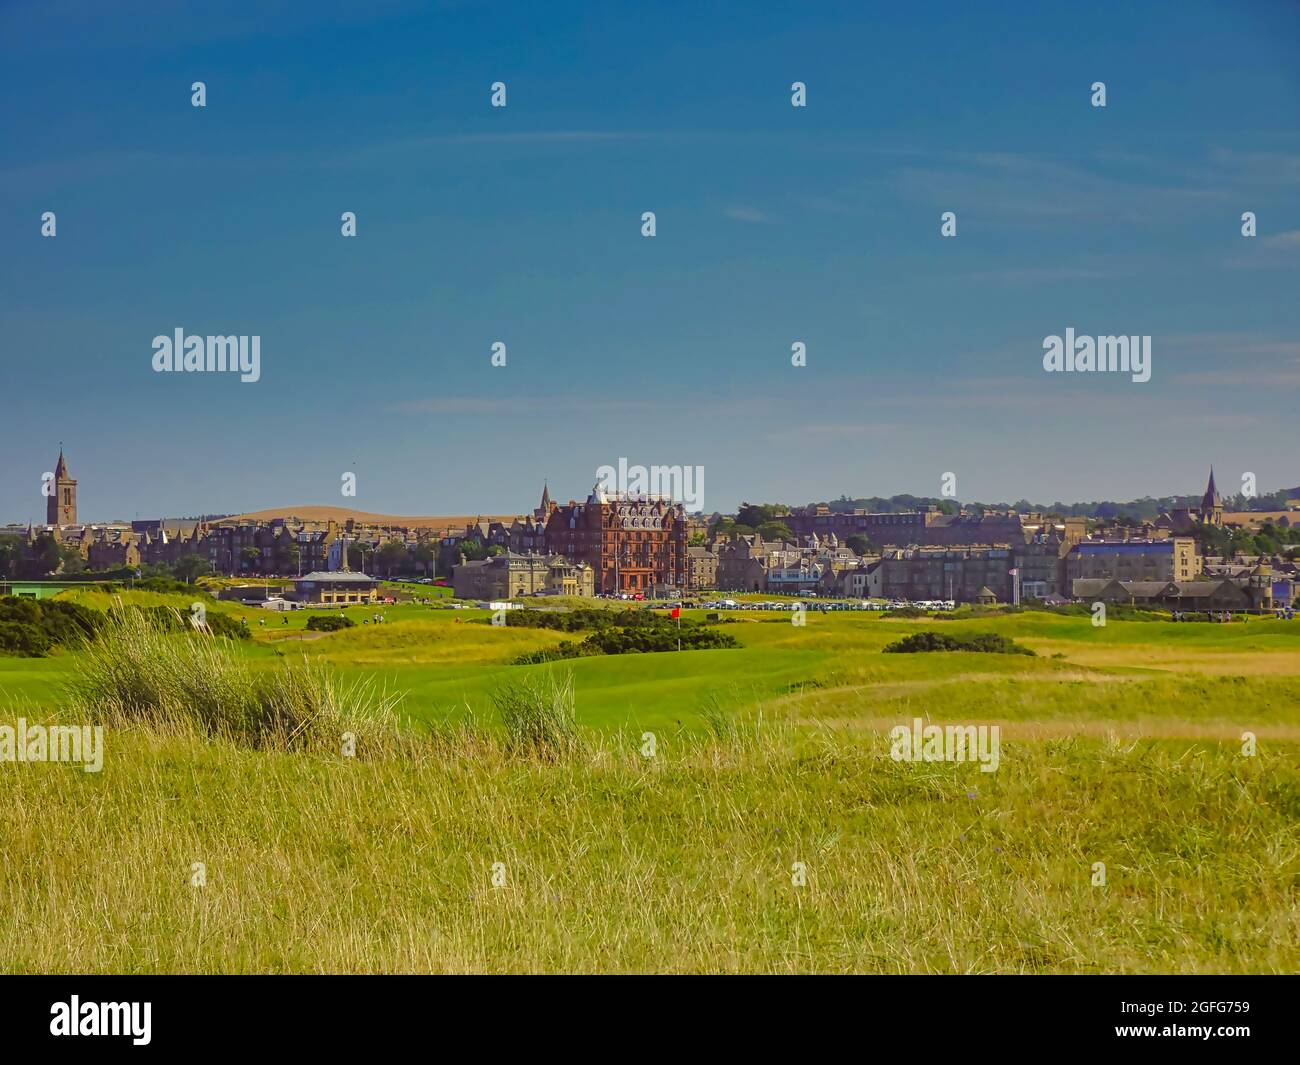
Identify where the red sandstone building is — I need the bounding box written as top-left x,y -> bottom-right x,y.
540,485 -> 687,594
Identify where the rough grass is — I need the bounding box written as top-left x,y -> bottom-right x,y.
0,723 -> 1295,973
62,606 -> 398,751
1,603 -> 1297,972
491,669 -> 580,759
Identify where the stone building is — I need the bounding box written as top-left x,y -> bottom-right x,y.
452,551 -> 594,600
875,545 -> 1016,603
784,504 -> 1086,550
291,571 -> 379,605
1158,468 -> 1224,533
87,528 -> 141,570
714,533 -> 773,591
542,485 -> 687,594
834,560 -> 883,599
1067,537 -> 1200,584
714,531 -> 859,594
1014,526 -> 1074,599
686,544 -> 718,591
1070,573 -> 1274,611
46,450 -> 77,526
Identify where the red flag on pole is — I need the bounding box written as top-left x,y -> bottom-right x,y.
670,607 -> 681,619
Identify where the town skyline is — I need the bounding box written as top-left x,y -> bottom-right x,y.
3,445 -> 1297,528
7,449 -> 1294,611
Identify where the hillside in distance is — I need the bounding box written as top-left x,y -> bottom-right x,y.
227,505 -> 518,529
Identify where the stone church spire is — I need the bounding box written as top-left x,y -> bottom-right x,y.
1201,466 -> 1224,527
1203,466 -> 1221,510
47,445 -> 77,526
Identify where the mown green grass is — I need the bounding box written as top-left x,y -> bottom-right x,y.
5,596 -> 1300,733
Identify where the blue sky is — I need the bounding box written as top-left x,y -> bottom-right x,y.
2,0 -> 1298,522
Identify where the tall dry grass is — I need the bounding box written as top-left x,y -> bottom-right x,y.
2,720 -> 1296,973
491,669 -> 580,759
63,605 -> 400,751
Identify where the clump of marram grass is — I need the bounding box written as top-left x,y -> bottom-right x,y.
698,691 -> 737,742
64,605 -> 399,751
491,669 -> 581,760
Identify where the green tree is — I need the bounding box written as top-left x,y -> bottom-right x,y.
277,540 -> 301,574
736,503 -> 788,529
846,534 -> 876,557
376,541 -> 411,576
347,544 -> 375,571
412,541 -> 437,577
1190,522 -> 1230,558
173,554 -> 210,584
32,533 -> 63,575
708,517 -> 755,539
0,538 -> 21,577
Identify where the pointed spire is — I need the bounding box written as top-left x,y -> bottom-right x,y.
1203,466 -> 1222,510
54,447 -> 69,479
540,481 -> 551,510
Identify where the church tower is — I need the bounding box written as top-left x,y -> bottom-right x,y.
534,481 -> 553,522
1201,467 -> 1223,527
47,448 -> 77,526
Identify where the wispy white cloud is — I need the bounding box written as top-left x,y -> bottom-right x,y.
390,394 -> 777,419
893,152 -> 1227,223
1174,367 -> 1300,388
964,265 -> 1122,283
724,205 -> 772,224
390,395 -> 661,416
1262,229 -> 1300,248
1207,148 -> 1300,188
